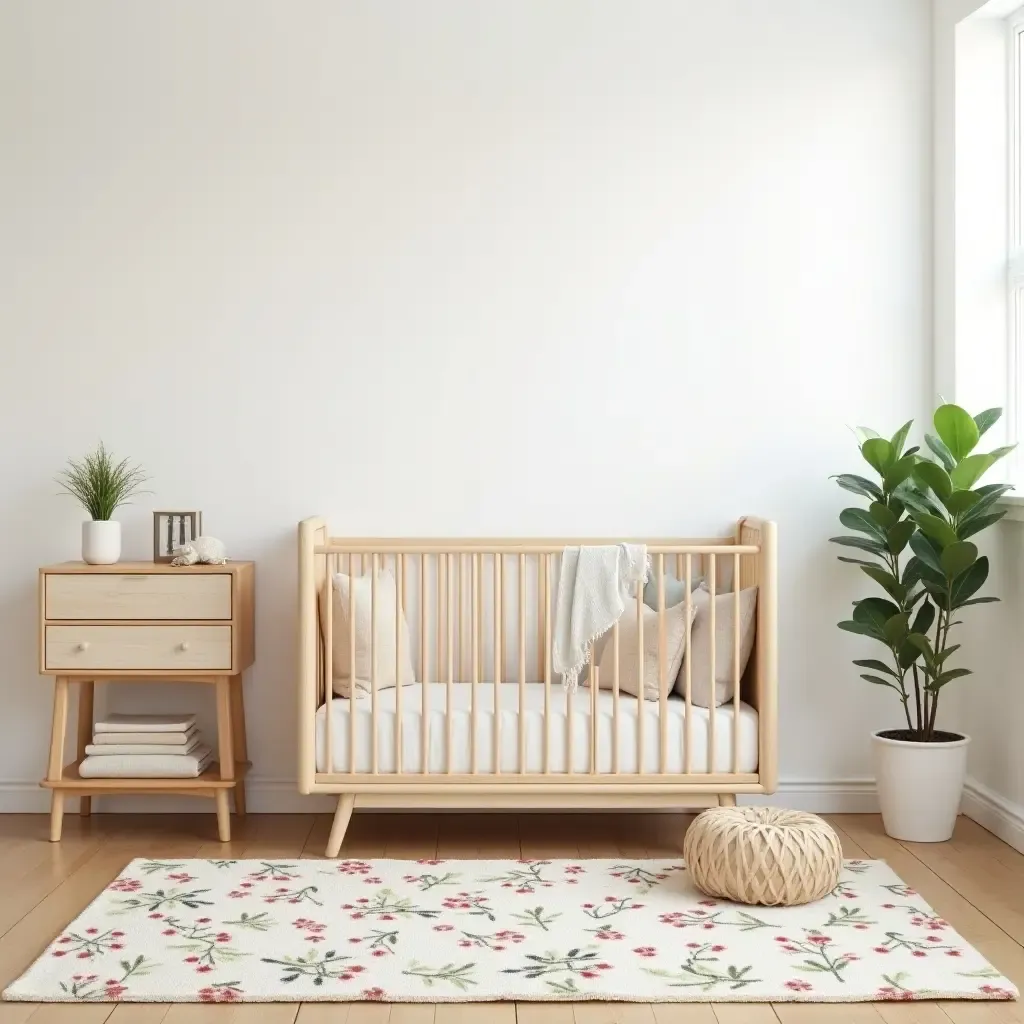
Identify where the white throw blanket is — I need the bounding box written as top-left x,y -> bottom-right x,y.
552,544 -> 649,691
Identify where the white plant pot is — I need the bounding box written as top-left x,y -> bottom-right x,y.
872,729 -> 969,842
82,520 -> 121,565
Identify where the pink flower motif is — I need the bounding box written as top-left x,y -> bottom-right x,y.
711,945 -> 725,952
104,983 -> 127,999
372,949 -> 387,958
417,859 -> 443,865
110,944 -> 124,951
76,952 -> 92,960
149,913 -> 163,920
196,966 -> 213,974
698,899 -> 717,907
881,903 -> 895,909
633,946 -> 657,958
363,988 -> 386,1000
774,936 -> 789,942
433,925 -> 454,932
52,951 -> 67,958
185,956 -> 199,963
162,929 -> 176,936
876,986 -> 915,1001
947,950 -> 962,957
874,947 -> 890,954
808,935 -> 831,945
580,970 -> 598,978
785,980 -> 812,992
85,928 -> 98,935
980,985 -> 1015,999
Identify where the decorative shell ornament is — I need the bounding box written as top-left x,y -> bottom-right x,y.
171,536 -> 228,566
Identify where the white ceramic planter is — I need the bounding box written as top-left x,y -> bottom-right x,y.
872,730 -> 969,842
82,520 -> 121,564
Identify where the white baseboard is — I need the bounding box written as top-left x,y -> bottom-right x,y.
0,777 -> 878,815
961,776 -> 1024,855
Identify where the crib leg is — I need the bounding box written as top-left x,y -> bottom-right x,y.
718,793 -> 737,807
325,794 -> 356,857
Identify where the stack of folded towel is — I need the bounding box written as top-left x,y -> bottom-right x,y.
79,713 -> 212,778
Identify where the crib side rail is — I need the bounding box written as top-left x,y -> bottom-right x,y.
300,522 -> 777,788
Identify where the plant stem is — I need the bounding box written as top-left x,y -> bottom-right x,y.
910,664 -> 922,734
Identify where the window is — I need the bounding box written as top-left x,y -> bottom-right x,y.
1009,9 -> 1024,475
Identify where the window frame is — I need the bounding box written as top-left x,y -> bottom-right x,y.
1007,8 -> 1024,475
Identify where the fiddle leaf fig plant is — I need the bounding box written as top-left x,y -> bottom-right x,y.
831,404 -> 1014,741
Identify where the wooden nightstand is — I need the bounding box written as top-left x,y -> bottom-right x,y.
38,561 -> 255,842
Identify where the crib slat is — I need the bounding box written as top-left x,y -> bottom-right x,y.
708,553 -> 717,774
324,553 -> 334,775
396,554 -> 404,774
457,554 -> 465,684
349,554 -> 357,775
543,552 -> 551,775
519,553 -> 526,774
658,553 -> 667,774
436,549 -> 443,683
494,553 -> 502,775
446,554 -> 454,775
684,553 -> 693,774
590,642 -> 598,774
733,551 -> 741,775
536,555 -> 545,682
612,619 -> 620,775
371,553 -> 379,775
421,554 -> 429,774
636,583 -> 644,775
471,553 -> 479,775
477,552 -> 484,685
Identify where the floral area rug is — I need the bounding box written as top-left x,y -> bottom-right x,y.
3,857 -> 1017,1004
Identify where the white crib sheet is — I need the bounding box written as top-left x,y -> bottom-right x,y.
314,682 -> 759,775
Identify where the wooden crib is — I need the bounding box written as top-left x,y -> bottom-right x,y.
298,517 -> 778,856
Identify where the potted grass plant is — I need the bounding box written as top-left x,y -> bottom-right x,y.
832,403 -> 1013,842
56,442 -> 149,564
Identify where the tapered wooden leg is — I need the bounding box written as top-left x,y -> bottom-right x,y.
230,674 -> 247,816
47,678 -> 69,842
718,793 -> 737,807
215,790 -> 231,842
325,795 -> 355,858
76,681 -> 94,817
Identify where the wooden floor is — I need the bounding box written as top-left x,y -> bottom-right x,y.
0,812 -> 1020,1022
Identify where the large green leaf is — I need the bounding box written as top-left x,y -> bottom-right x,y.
958,511 -> 1006,540
908,533 -> 944,576
839,507 -> 887,540
853,658 -> 900,678
959,596 -> 1000,606
887,520 -> 915,556
853,597 -> 901,635
883,612 -> 911,646
862,437 -> 895,475
830,535 -> 888,557
974,407 -> 1002,438
942,490 -> 980,517
861,673 -> 900,690
837,555 -> 878,567
896,483 -> 944,519
934,404 -> 980,460
951,556 -> 989,606
905,631 -> 934,660
913,461 -> 953,501
833,474 -> 883,501
861,564 -> 904,601
925,667 -> 973,691
988,444 -> 1017,463
910,599 -> 935,636
869,502 -> 897,530
950,454 -> 994,491
940,540 -> 978,580
913,512 -> 958,549
898,640 -> 923,669
925,433 -> 957,471
890,419 -> 914,457
883,456 -> 918,492
838,619 -> 885,640
902,556 -> 925,588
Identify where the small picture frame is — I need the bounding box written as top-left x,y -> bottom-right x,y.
153,510 -> 202,563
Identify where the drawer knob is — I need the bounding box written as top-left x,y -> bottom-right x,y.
75,641 -> 89,652
177,641 -> 190,652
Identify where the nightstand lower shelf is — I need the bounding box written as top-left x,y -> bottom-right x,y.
42,760 -> 251,791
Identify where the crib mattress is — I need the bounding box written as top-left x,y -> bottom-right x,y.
314,682 -> 759,775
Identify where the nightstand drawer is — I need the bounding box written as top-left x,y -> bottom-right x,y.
45,625 -> 232,671
45,573 -> 231,621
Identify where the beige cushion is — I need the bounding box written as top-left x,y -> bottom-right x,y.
324,571 -> 416,698
678,584 -> 757,707
586,600 -> 696,701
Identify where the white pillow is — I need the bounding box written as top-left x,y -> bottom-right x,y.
587,601 -> 696,701
326,571 -> 416,698
677,584 -> 757,708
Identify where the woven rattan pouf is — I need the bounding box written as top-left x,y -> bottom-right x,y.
682,806 -> 843,906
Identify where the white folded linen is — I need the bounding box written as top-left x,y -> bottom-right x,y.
93,713 -> 197,734
91,726 -> 197,746
78,745 -> 212,778
84,737 -> 202,757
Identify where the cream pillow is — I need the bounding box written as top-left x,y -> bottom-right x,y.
677,584 -> 757,707
324,571 -> 416,698
587,601 -> 696,701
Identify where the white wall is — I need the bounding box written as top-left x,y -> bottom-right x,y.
0,0 -> 931,811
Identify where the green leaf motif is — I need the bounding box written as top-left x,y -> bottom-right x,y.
832,474 -> 883,500
910,600 -> 935,637
868,502 -> 897,530
886,520 -> 915,556
908,532 -> 944,575
934,404 -> 980,461
913,461 -> 952,501
830,535 -> 888,557
853,598 -> 901,632
838,620 -> 884,639
852,659 -> 900,678
924,433 -> 957,471
860,564 -> 903,601
839,508 -> 887,541
940,541 -> 978,580
861,437 -> 895,475
950,454 -> 994,492
883,456 -> 918,492
942,490 -> 980,517
860,674 -> 899,690
890,419 -> 914,457
973,407 -> 1002,438
951,557 -> 989,607
913,512 -> 958,550
882,612 -> 910,646
958,511 -> 1006,540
